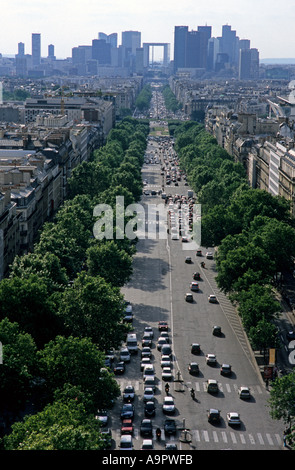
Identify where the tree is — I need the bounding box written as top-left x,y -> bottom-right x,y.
86,240 -> 133,287
57,272 -> 127,350
37,335 -> 120,409
248,318 -> 280,356
2,390 -> 108,450
0,319 -> 37,412
268,372 -> 295,425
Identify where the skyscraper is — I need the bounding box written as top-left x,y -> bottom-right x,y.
122,31 -> 141,55
198,26 -> 212,69
32,33 -> 41,66
174,26 -> 188,72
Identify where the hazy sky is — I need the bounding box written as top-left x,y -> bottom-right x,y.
1,0 -> 294,59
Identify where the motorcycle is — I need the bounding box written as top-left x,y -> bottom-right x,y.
190,388 -> 195,400
200,262 -> 205,268
165,383 -> 170,395
156,428 -> 161,441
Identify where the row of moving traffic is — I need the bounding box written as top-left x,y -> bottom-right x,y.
115,321 -> 180,450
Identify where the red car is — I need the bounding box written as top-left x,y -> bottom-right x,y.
121,419 -> 134,435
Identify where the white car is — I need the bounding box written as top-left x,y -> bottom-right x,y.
157,337 -> 168,350
206,251 -> 214,259
190,282 -> 199,291
143,365 -> 155,380
143,387 -> 155,402
227,412 -> 241,426
206,353 -> 217,365
95,409 -> 108,426
141,439 -> 153,450
120,348 -> 131,362
208,294 -> 218,303
162,396 -> 175,414
144,326 -> 154,338
238,387 -> 251,399
161,355 -> 171,368
162,367 -> 173,381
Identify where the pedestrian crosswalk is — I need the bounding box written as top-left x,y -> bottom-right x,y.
113,426 -> 282,449
116,378 -> 264,396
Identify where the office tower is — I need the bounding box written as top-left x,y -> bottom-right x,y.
250,48 -> 259,79
98,32 -> 118,48
207,37 -> 220,71
185,30 -> 200,68
48,44 -> 55,59
174,26 -> 188,72
92,39 -> 111,64
198,25 -> 212,69
239,47 -> 259,79
32,33 -> 41,66
18,42 -> 25,57
122,31 -> 141,55
220,25 -> 238,66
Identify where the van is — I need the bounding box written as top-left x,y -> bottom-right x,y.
120,434 -> 133,450
126,333 -> 138,354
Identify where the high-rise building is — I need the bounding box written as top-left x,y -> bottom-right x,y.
185,30 -> 200,68
32,33 -> 41,66
198,26 -> 212,69
92,39 -> 111,64
174,26 -> 188,72
220,25 -> 238,66
17,42 -> 25,57
98,32 -> 118,48
122,31 -> 141,55
48,44 -> 55,60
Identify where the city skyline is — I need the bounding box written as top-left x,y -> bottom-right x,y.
0,0 -> 294,60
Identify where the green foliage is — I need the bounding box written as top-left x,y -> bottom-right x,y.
162,85 -> 182,112
135,85 -> 152,111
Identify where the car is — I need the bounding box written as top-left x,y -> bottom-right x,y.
105,349 -> 115,362
193,272 -> 201,280
143,387 -> 155,402
143,364 -> 155,380
144,376 -> 156,390
121,419 -> 134,435
220,364 -> 232,376
95,409 -> 108,426
161,355 -> 172,368
120,348 -> 131,362
162,396 -> 175,414
123,385 -> 135,401
206,251 -> 214,259
161,344 -> 172,357
196,249 -> 202,256
113,361 -> 125,375
206,379 -> 219,393
104,357 -> 112,368
162,366 -> 173,380
238,386 -> 251,399
212,325 -> 222,336
142,333 -> 152,347
190,281 -> 199,291
141,439 -> 153,450
206,353 -> 217,365
208,294 -> 218,303
185,256 -> 192,263
188,362 -> 199,375
141,347 -> 152,358
119,434 -> 133,450
185,293 -> 194,302
157,337 -> 168,350
140,357 -> 152,371
208,408 -> 221,424
191,343 -> 201,354
144,401 -> 156,417
158,321 -> 168,332
227,412 -> 241,426
171,233 -> 179,240
164,418 -> 177,435
140,419 -> 153,436
182,236 -> 188,242
165,443 -> 178,450
144,326 -> 154,338
120,403 -> 134,420
160,331 -> 169,343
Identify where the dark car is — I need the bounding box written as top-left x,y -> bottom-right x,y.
212,325 -> 222,336
144,401 -> 156,417
286,330 -> 295,341
208,408 -> 221,424
188,362 -> 199,375
164,418 -> 177,435
120,403 -> 134,420
220,364 -> 232,376
193,272 -> 201,280
113,362 -> 125,375
191,343 -> 201,354
158,321 -> 168,332
123,385 -> 135,402
140,419 -> 153,437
